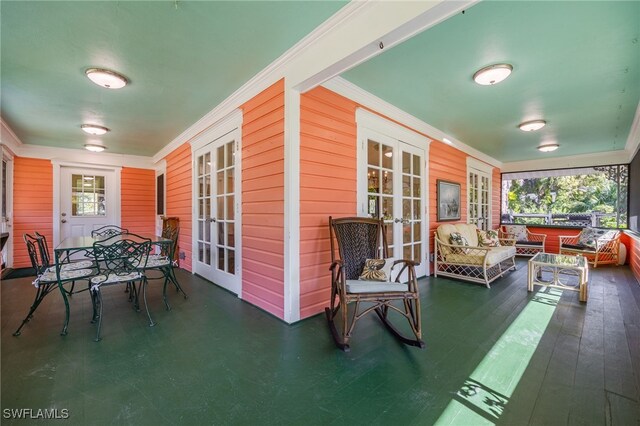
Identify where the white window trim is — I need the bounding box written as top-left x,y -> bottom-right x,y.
1,147 -> 14,269
155,160 -> 167,236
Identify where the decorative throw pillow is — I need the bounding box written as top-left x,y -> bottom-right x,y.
449,232 -> 470,254
504,225 -> 527,242
359,258 -> 395,282
477,229 -> 501,247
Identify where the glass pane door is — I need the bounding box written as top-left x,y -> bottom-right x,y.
214,141 -> 236,275
196,151 -> 212,265
365,137 -> 426,278
400,147 -> 423,265
468,169 -> 490,230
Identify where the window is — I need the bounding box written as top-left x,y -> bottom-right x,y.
156,173 -> 165,215
71,174 -> 106,216
501,165 -> 628,228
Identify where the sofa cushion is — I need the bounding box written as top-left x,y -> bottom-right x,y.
503,225 -> 528,241
449,232 -> 470,254
445,245 -> 516,266
477,229 -> 500,247
346,279 -> 408,294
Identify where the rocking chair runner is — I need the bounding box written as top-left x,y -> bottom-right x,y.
325,216 -> 424,351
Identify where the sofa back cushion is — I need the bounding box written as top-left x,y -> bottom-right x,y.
437,223 -> 479,247
578,227 -> 620,249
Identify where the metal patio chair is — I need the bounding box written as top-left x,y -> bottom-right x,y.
91,225 -> 129,239
132,223 -> 187,310
90,233 -> 153,341
325,216 -> 424,352
13,233 -> 94,336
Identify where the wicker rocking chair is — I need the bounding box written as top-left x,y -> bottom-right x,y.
325,216 -> 424,352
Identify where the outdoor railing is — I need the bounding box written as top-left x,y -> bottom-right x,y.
502,212 -> 616,227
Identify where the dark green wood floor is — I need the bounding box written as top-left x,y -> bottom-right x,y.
2,261 -> 639,425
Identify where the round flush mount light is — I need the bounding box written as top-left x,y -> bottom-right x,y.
537,143 -> 559,152
81,124 -> 109,135
519,120 -> 546,132
473,63 -> 513,85
443,138 -> 453,145
84,144 -> 106,152
85,68 -> 128,89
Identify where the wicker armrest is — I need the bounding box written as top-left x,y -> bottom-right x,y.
559,235 -> 580,246
526,231 -> 547,243
595,234 -> 620,249
499,237 -> 516,246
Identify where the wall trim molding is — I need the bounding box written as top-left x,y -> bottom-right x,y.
625,100 -> 640,160
501,149 -> 631,173
325,77 -> 503,169
0,118 -> 23,156
188,109 -> 243,152
467,157 -> 494,174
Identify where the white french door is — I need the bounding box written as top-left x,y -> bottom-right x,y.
193,130 -> 240,294
468,168 -> 491,231
363,131 -> 427,278
59,167 -> 118,240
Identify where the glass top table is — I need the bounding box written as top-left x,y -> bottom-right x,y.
528,252 -> 589,302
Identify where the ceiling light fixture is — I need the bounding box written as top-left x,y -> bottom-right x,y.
84,144 -> 106,152
81,124 -> 109,135
443,138 -> 453,145
473,63 -> 513,85
519,120 -> 546,132
537,143 -> 559,152
85,68 -> 128,89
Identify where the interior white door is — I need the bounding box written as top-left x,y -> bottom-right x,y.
193,132 -> 240,294
468,168 -> 491,231
365,134 -> 427,278
1,156 -> 13,269
60,167 -> 117,240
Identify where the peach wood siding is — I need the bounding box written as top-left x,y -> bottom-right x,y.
629,234 -> 640,284
428,141 -> 469,259
241,79 -> 285,319
299,86 -> 358,319
12,157 -> 53,268
165,143 -> 193,272
121,167 -> 155,235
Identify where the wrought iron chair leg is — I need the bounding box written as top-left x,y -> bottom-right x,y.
167,266 -> 187,299
161,276 -> 171,311
94,289 -> 103,342
90,287 -> 99,324
142,277 -> 156,327
13,285 -> 48,336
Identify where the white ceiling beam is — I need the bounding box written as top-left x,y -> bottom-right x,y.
501,150 -> 630,173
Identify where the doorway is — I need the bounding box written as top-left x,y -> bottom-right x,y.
58,166 -> 119,242
358,119 -> 428,278
193,129 -> 241,295
467,159 -> 493,231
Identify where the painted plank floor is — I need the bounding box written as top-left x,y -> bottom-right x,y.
1,260 -> 639,425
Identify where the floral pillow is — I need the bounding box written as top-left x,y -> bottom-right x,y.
503,225 -> 527,242
477,229 -> 501,247
578,227 -> 618,249
359,258 -> 395,282
449,232 -> 470,254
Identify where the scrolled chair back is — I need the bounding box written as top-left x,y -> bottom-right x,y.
23,233 -> 48,276
329,216 -> 387,280
91,234 -> 151,283
91,225 -> 129,239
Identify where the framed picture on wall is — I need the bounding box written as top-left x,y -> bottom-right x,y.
437,180 -> 461,221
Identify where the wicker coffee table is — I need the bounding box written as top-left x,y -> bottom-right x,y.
528,252 -> 589,302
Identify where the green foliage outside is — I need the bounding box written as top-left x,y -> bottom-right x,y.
504,168 -> 628,228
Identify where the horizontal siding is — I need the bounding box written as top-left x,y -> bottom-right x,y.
241,79 -> 285,319
628,234 -> 640,284
12,157 -> 53,268
428,142 -> 469,265
299,86 -> 358,319
165,143 -> 192,272
121,167 -> 155,236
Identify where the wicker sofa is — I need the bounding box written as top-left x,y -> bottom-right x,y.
434,223 -> 516,288
559,227 -> 620,268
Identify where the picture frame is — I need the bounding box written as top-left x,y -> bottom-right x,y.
437,179 -> 461,221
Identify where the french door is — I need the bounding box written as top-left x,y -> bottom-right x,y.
468,168 -> 491,231
364,132 -> 427,278
193,131 -> 240,294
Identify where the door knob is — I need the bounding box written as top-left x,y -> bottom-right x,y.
207,217 -> 216,223
61,219 -> 67,223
